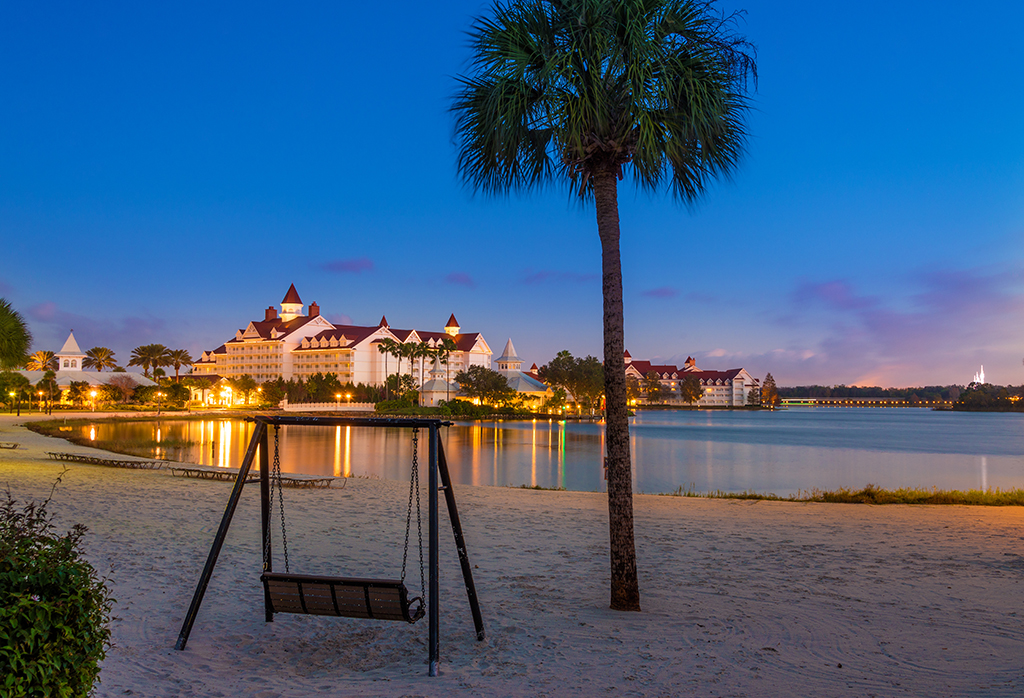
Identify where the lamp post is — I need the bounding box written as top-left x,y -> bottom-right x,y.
37,391 -> 43,412
90,390 -> 97,414
346,392 -> 352,405
8,391 -> 16,416
335,393 -> 341,410
157,391 -> 164,415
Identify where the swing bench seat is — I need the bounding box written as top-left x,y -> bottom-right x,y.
261,572 -> 424,624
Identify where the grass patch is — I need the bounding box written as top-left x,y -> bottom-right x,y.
666,482 -> 1024,506
26,419 -> 196,460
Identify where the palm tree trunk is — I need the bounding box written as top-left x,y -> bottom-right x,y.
594,168 -> 641,612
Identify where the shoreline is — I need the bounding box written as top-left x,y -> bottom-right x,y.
2,415 -> 1023,696
18,413 -> 1024,505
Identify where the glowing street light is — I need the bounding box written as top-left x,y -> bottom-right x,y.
335,393 -> 341,410
90,390 -> 97,413
346,392 -> 352,404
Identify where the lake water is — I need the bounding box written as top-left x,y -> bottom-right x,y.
80,408 -> 1024,496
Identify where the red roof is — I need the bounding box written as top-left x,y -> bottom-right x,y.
378,315 -> 389,327
282,283 -> 302,305
445,313 -> 459,328
226,315 -> 316,343
626,360 -> 679,379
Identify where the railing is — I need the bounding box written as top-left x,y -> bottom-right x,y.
278,399 -> 376,412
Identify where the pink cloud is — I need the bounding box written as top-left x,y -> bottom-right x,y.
642,287 -> 677,299
445,272 -> 475,288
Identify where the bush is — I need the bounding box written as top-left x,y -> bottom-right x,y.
442,399 -> 496,418
0,475 -> 114,697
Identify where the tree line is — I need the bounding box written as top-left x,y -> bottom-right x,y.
778,384 -> 964,403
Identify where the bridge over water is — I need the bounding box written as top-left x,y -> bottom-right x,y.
781,397 -> 952,408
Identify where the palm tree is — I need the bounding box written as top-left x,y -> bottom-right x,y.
453,0 -> 755,612
413,341 -> 433,388
26,350 -> 57,371
0,298 -> 32,370
128,343 -> 171,379
376,338 -> 398,399
435,336 -> 459,402
83,347 -> 118,372
166,349 -> 193,382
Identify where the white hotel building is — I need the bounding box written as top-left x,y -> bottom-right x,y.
190,285 -> 492,386
624,352 -> 759,407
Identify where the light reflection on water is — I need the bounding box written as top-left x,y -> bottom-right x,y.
79,408 -> 1024,496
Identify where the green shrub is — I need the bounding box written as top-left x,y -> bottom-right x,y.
0,476 -> 114,697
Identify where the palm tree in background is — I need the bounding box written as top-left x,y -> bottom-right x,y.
26,350 -> 57,371
0,298 -> 32,370
452,0 -> 756,611
166,349 -> 193,382
376,337 -> 399,399
83,347 -> 118,372
128,343 -> 171,379
413,341 -> 433,388
434,336 -> 459,402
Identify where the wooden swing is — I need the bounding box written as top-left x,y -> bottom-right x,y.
260,424 -> 425,624
175,415 -> 485,677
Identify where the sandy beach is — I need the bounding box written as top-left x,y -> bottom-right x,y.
2,414 -> 1022,697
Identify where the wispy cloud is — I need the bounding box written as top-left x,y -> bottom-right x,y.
318,257 -> 374,274
792,279 -> 877,312
642,286 -> 677,299
445,272 -> 475,288
521,269 -> 600,285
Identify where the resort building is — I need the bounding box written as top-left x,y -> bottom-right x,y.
624,351 -> 758,407
15,330 -> 156,396
190,285 -> 493,386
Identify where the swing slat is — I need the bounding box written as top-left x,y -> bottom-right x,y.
262,572 -> 424,623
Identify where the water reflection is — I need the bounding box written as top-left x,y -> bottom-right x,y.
76,409 -> 1024,495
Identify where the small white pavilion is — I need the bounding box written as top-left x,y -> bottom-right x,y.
494,339 -> 551,400
16,330 -> 156,394
419,359 -> 459,407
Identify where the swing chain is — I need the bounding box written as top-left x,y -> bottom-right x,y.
270,425 -> 290,573
401,428 -> 424,605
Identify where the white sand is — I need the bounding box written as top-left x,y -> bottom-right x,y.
2,414 -> 1022,697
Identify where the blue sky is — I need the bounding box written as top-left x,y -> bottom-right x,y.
2,1 -> 1022,387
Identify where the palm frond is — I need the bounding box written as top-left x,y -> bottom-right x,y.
452,0 -> 756,203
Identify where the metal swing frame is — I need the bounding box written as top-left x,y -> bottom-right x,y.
174,416 -> 485,677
